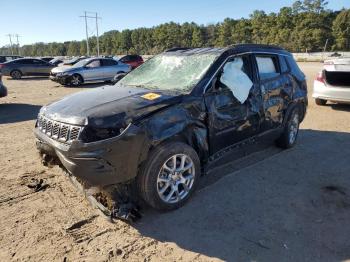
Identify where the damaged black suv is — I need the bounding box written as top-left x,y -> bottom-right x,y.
35,45 -> 307,215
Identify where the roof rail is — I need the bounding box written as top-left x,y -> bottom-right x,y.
230,44 -> 285,50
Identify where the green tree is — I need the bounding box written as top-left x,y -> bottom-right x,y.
332,9 -> 350,50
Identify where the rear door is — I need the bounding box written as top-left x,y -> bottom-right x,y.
101,59 -> 119,79
18,59 -> 36,75
253,54 -> 287,131
32,59 -> 53,75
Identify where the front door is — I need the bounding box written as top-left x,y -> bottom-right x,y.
205,54 -> 263,154
83,59 -> 104,81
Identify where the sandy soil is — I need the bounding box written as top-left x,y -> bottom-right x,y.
1,63 -> 350,262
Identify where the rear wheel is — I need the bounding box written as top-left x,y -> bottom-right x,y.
10,70 -> 22,79
138,142 -> 200,211
70,74 -> 83,86
276,107 -> 300,149
315,98 -> 327,106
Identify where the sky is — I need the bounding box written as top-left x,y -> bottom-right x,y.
0,0 -> 349,46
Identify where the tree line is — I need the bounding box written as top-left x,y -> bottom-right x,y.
1,0 -> 349,57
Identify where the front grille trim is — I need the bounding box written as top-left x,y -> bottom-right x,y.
37,115 -> 82,144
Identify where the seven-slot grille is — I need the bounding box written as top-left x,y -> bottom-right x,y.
37,115 -> 82,143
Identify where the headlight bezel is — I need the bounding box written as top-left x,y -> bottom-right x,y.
80,123 -> 131,143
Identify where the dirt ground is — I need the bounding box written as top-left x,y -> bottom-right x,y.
1,62 -> 350,262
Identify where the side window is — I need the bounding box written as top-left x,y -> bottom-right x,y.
120,56 -> 130,62
33,59 -> 45,64
20,59 -> 34,64
102,59 -> 118,66
216,55 -> 254,104
256,55 -> 280,80
86,60 -> 101,68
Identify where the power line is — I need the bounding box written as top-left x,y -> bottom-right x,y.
79,11 -> 102,56
5,34 -> 21,55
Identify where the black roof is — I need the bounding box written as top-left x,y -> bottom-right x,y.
165,44 -> 289,56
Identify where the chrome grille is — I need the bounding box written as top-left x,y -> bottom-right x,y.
37,115 -> 82,144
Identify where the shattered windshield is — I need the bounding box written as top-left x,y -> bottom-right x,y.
118,53 -> 218,92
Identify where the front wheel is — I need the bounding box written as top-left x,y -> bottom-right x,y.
69,74 -> 83,86
276,107 -> 300,149
138,142 -> 200,211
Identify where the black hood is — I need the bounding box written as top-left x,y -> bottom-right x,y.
41,85 -> 182,127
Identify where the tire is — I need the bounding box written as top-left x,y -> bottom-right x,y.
138,142 -> 200,211
315,98 -> 327,106
10,70 -> 22,79
276,107 -> 300,149
69,74 -> 83,87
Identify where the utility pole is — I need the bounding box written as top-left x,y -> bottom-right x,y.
80,12 -> 101,57
80,11 -> 90,56
15,34 -> 21,56
96,12 -> 100,57
6,34 -> 14,55
323,38 -> 329,52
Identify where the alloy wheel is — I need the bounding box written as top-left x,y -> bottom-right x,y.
157,154 -> 195,204
288,112 -> 299,144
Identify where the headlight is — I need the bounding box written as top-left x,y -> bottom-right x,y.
57,72 -> 69,76
80,123 -> 130,143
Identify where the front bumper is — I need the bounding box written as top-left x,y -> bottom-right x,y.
35,124 -> 147,187
50,74 -> 70,85
313,80 -> 350,103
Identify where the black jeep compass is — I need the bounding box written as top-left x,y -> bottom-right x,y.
35,44 -> 307,218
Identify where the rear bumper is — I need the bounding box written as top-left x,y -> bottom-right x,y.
312,80 -> 350,103
34,124 -> 147,187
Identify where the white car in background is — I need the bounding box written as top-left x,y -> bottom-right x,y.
313,58 -> 350,105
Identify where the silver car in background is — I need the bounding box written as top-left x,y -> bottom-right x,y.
50,58 -> 131,86
313,58 -> 350,105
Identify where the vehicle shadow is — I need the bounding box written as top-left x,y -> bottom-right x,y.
328,103 -> 350,112
65,82 -> 114,89
134,129 -> 350,262
0,103 -> 41,124
6,77 -> 49,81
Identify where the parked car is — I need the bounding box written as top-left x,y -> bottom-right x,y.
59,57 -> 87,67
39,57 -> 54,62
35,45 -> 307,219
313,58 -> 350,105
49,58 -> 64,66
0,55 -> 23,63
50,58 -> 131,86
0,58 -> 55,79
119,55 -> 144,69
0,73 -> 7,98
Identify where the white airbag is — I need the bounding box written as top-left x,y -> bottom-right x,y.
220,58 -> 253,104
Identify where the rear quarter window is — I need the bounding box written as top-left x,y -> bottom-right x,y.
256,55 -> 280,80
285,56 -> 305,81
